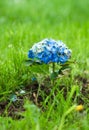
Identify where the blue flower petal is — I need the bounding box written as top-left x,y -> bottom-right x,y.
58,55 -> 68,63
28,39 -> 71,64
28,50 -> 34,59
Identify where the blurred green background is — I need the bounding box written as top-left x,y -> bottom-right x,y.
0,0 -> 89,94
0,0 -> 89,24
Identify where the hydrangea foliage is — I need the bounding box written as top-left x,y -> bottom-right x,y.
28,39 -> 71,64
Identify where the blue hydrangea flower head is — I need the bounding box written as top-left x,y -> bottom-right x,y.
28,39 -> 71,64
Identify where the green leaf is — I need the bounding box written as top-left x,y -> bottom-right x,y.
58,61 -> 72,75
24,59 -> 42,66
60,60 -> 76,66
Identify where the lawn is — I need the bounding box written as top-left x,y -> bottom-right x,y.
0,0 -> 89,130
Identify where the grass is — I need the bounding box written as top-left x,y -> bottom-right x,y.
0,0 -> 89,129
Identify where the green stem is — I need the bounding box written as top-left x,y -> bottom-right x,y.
53,62 -> 55,73
52,62 -> 55,86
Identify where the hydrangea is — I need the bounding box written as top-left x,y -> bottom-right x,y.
28,39 -> 71,64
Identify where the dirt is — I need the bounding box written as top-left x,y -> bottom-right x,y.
75,76 -> 89,104
0,76 -> 89,119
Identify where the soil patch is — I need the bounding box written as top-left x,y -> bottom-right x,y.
0,76 -> 89,119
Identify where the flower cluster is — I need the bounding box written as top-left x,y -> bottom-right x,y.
28,39 -> 71,64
